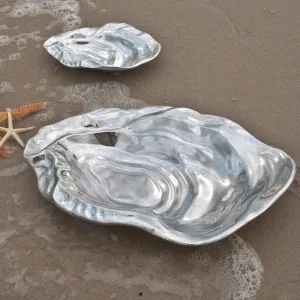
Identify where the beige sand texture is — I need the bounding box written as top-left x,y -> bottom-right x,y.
0,0 -> 300,299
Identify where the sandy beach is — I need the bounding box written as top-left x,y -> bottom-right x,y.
1,0 -> 300,299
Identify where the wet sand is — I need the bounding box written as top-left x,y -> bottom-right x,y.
1,0 -> 300,299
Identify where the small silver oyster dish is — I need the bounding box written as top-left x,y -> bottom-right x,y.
43,23 -> 161,73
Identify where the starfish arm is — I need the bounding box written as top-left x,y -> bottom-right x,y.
0,142 -> 9,158
6,109 -> 13,128
0,132 -> 11,148
0,127 -> 8,132
14,126 -> 36,133
11,102 -> 48,121
11,131 -> 25,148
0,112 -> 7,126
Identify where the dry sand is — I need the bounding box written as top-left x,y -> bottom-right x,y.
0,0 -> 299,299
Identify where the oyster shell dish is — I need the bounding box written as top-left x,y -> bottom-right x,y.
43,23 -> 161,72
24,107 -> 296,245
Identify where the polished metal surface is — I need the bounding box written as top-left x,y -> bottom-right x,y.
24,107 -> 296,245
43,23 -> 161,72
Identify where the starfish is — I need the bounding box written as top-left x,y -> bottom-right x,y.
0,102 -> 48,158
0,108 -> 36,149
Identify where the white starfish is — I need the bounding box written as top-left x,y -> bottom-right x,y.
0,108 -> 35,149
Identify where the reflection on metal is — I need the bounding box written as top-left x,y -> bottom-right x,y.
24,107 -> 296,245
44,23 -> 161,72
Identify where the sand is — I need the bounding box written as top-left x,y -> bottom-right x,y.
0,0 -> 299,299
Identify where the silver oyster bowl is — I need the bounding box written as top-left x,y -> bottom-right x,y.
24,107 -> 296,245
43,23 -> 161,72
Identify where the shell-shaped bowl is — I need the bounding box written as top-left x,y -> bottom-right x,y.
43,23 -> 161,72
24,107 -> 296,245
